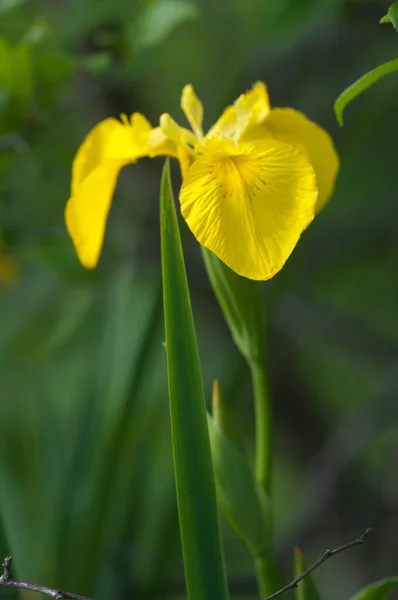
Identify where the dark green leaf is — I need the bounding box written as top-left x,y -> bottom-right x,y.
160,161 -> 229,600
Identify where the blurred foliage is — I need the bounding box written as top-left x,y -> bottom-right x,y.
1,1 -> 398,600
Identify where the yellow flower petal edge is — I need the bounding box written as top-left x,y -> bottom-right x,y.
180,137 -> 318,280
242,107 -> 339,212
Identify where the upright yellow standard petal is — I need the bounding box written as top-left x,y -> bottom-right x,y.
235,81 -> 270,127
243,108 -> 339,212
207,106 -> 238,140
207,82 -> 270,141
180,138 -> 317,280
181,84 -> 204,139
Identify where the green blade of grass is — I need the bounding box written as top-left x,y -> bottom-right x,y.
160,160 -> 229,600
334,58 -> 398,125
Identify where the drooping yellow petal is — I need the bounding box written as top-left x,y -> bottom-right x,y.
72,118 -> 141,195
243,108 -> 339,212
181,84 -> 204,139
68,116 -> 178,268
66,161 -> 125,268
180,138 -> 317,280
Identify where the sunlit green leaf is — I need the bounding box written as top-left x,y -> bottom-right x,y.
334,59 -> 398,125
349,578 -> 398,600
380,2 -> 398,30
160,161 -> 229,600
133,0 -> 199,51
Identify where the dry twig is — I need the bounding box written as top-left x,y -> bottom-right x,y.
264,527 -> 373,600
0,557 -> 94,600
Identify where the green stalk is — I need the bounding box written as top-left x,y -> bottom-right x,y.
251,355 -> 278,598
250,358 -> 272,496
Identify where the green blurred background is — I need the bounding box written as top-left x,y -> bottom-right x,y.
1,0 -> 398,598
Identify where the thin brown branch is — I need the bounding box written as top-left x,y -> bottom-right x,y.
264,527 -> 373,600
0,557 -> 94,600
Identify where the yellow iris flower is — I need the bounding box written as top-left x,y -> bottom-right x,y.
65,82 -> 339,280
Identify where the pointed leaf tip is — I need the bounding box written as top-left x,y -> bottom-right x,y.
334,58 -> 398,126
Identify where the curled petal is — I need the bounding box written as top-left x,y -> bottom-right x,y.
180,138 -> 317,280
72,118 -> 144,195
181,84 -> 204,138
66,161 -> 126,268
243,108 -> 339,212
68,115 -> 179,268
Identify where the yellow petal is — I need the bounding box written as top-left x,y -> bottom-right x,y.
207,105 -> 237,139
243,108 -> 339,212
159,113 -> 197,177
235,81 -> 270,128
180,138 -> 317,280
207,82 -> 270,141
68,115 -> 179,268
72,118 -> 141,195
160,113 -> 198,147
66,161 -> 125,268
181,84 -> 204,139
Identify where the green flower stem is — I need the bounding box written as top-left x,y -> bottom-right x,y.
250,356 -> 279,598
250,357 -> 272,495
254,552 -> 279,599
